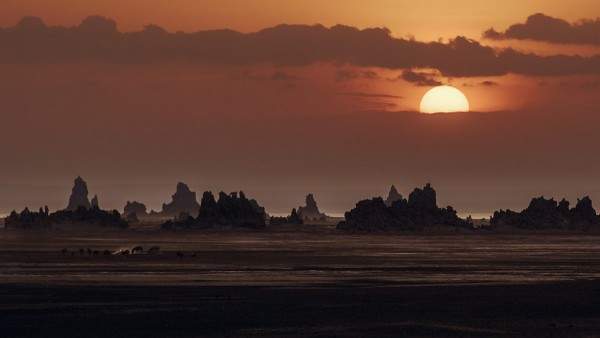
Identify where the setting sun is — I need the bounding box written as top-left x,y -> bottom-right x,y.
420,85 -> 470,114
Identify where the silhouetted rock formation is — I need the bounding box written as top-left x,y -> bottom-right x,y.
6,176 -> 126,228
175,212 -> 192,222
249,198 -> 267,218
125,212 -> 139,224
5,207 -> 51,229
195,191 -> 217,222
298,194 -> 326,222
162,191 -> 267,229
269,208 -> 304,226
52,206 -> 128,228
5,206 -> 127,229
384,185 -> 402,207
337,183 -> 470,232
161,182 -> 200,217
491,196 -> 600,230
290,208 -> 302,224
123,201 -> 148,217
91,194 -> 99,209
407,183 -> 437,213
66,176 -> 91,211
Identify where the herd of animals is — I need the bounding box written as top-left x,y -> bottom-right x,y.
59,246 -> 197,258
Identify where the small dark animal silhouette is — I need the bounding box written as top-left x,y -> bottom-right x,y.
71,251 -> 76,256
87,248 -> 92,256
103,250 -> 111,256
93,251 -> 100,256
61,249 -> 68,255
147,246 -> 160,254
121,250 -> 130,256
79,249 -> 84,255
131,246 -> 143,254
176,251 -> 184,259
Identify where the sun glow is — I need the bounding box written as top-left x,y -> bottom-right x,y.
420,86 -> 470,113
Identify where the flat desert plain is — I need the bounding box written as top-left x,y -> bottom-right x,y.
2,229 -> 600,337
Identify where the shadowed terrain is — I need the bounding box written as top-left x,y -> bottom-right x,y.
2,229 -> 600,336
3,281 -> 600,337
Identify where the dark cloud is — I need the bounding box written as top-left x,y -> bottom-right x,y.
362,70 -> 379,79
2,16 -> 600,77
334,70 -> 359,82
400,70 -> 443,86
484,13 -> 600,45
463,80 -> 499,87
497,49 -> 599,76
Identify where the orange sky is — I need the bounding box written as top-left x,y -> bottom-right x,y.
3,0 -> 600,40
1,1 -> 600,216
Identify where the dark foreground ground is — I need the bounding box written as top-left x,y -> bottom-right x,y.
2,281 -> 600,337
2,230 -> 600,337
